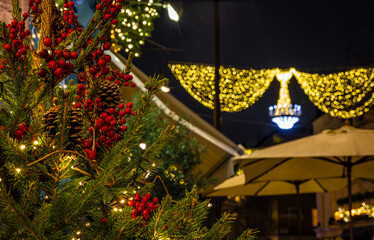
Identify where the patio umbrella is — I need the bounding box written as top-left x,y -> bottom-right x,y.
231,125 -> 374,240
207,174 -> 351,240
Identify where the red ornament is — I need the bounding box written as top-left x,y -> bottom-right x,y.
101,218 -> 107,224
43,37 -> 52,47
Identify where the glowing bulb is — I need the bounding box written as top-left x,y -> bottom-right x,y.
139,143 -> 146,149
120,199 -> 125,204
33,140 -> 39,145
161,86 -> 170,92
167,4 -> 179,22
16,168 -> 21,173
20,145 -> 25,150
114,207 -> 118,212
208,203 -> 212,208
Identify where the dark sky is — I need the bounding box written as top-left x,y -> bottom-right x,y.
134,0 -> 374,147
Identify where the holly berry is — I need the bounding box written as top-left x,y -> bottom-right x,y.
104,14 -> 112,19
118,103 -> 124,109
87,150 -> 96,160
43,37 -> 52,47
131,83 -> 136,88
119,111 -> 125,117
121,125 -> 127,131
47,60 -> 57,69
103,55 -> 111,62
153,197 -> 159,203
4,44 -> 11,51
101,218 -> 107,224
75,102 -> 82,108
126,102 -> 133,108
125,108 -> 131,115
68,1 -> 74,7
39,49 -> 48,58
96,4 -> 102,10
38,69 -> 46,77
71,51 -> 78,59
108,108 -> 115,115
100,112 -> 109,119
97,59 -> 106,67
63,51 -> 71,60
103,42 -> 110,50
54,67 -> 63,76
111,19 -> 118,25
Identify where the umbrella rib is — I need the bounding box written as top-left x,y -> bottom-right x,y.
354,156 -> 374,165
248,158 -> 292,183
313,179 -> 328,192
242,158 -> 268,168
314,156 -> 342,165
254,181 -> 270,196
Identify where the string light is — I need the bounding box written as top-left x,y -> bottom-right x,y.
16,168 -> 21,173
139,142 -> 146,149
20,145 -> 25,150
169,64 -> 374,118
334,202 -> 374,222
169,64 -> 277,112
33,140 -> 39,145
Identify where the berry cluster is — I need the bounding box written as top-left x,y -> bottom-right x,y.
38,40 -> 78,78
62,1 -> 80,27
95,0 -> 124,25
13,123 -> 29,141
107,70 -> 136,88
4,19 -> 31,58
87,42 -> 112,78
75,84 -> 136,159
128,193 -> 159,221
27,0 -> 42,14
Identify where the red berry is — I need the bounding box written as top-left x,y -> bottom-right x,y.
119,111 -> 125,117
4,44 -> 11,51
100,112 -> 109,119
126,102 -> 133,108
128,200 -> 134,206
125,108 -> 131,115
88,151 -> 96,159
97,59 -> 106,67
108,108 -> 115,115
111,19 -> 118,25
105,116 -> 112,124
131,82 -> 136,88
101,218 -> 107,224
94,121 -> 102,129
102,125 -> 109,132
57,59 -> 66,68
110,120 -> 116,126
104,14 -> 112,19
96,49 -> 103,56
121,125 -> 127,131
105,139 -> 112,147
54,49 -> 63,58
75,102 -> 81,108
101,67 -> 109,75
47,60 -> 57,70
89,66 -> 96,74
132,111 -> 137,115
123,82 -> 129,87
56,37 -> 63,44
124,74 -> 133,81
103,55 -> 111,62
103,42 -> 110,50
68,1 -> 74,7
99,135 -> 106,143
19,48 -> 27,55
96,4 -> 102,10
95,98 -> 101,103
43,37 -> 52,47
54,67 -> 63,76
153,197 -> 159,203
71,51 -> 78,59
11,20 -> 17,27
120,119 -> 126,124
63,51 -> 71,60
118,103 -> 124,109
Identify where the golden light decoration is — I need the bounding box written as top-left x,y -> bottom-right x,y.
169,64 -> 277,112
334,202 -> 374,222
169,63 -> 374,119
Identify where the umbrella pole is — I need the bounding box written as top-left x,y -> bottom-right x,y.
347,161 -> 353,240
296,182 -> 302,240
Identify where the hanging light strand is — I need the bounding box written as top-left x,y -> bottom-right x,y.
169,64 -> 277,112
169,64 -> 374,118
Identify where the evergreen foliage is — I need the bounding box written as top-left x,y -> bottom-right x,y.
0,0 -> 257,239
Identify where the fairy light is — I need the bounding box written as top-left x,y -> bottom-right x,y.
16,168 -> 21,173
120,199 -> 125,204
161,86 -> 170,92
169,64 -> 277,112
169,64 -> 374,118
20,145 -> 26,150
33,140 -> 39,145
334,202 -> 374,222
139,142 -> 146,149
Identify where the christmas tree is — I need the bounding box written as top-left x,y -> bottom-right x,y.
0,0 -> 257,239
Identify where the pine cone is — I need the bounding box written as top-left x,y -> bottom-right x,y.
42,105 -> 59,137
96,80 -> 122,112
32,4 -> 70,38
69,107 -> 83,145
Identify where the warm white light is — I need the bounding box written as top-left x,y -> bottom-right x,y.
167,3 -> 179,22
120,199 -> 125,204
208,203 -> 212,208
139,143 -> 146,150
33,140 -> 39,145
161,86 -> 170,92
20,145 -> 26,150
114,208 -> 118,212
271,116 -> 300,129
16,168 -> 21,173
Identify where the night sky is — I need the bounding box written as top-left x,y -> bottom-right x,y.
134,0 -> 374,147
